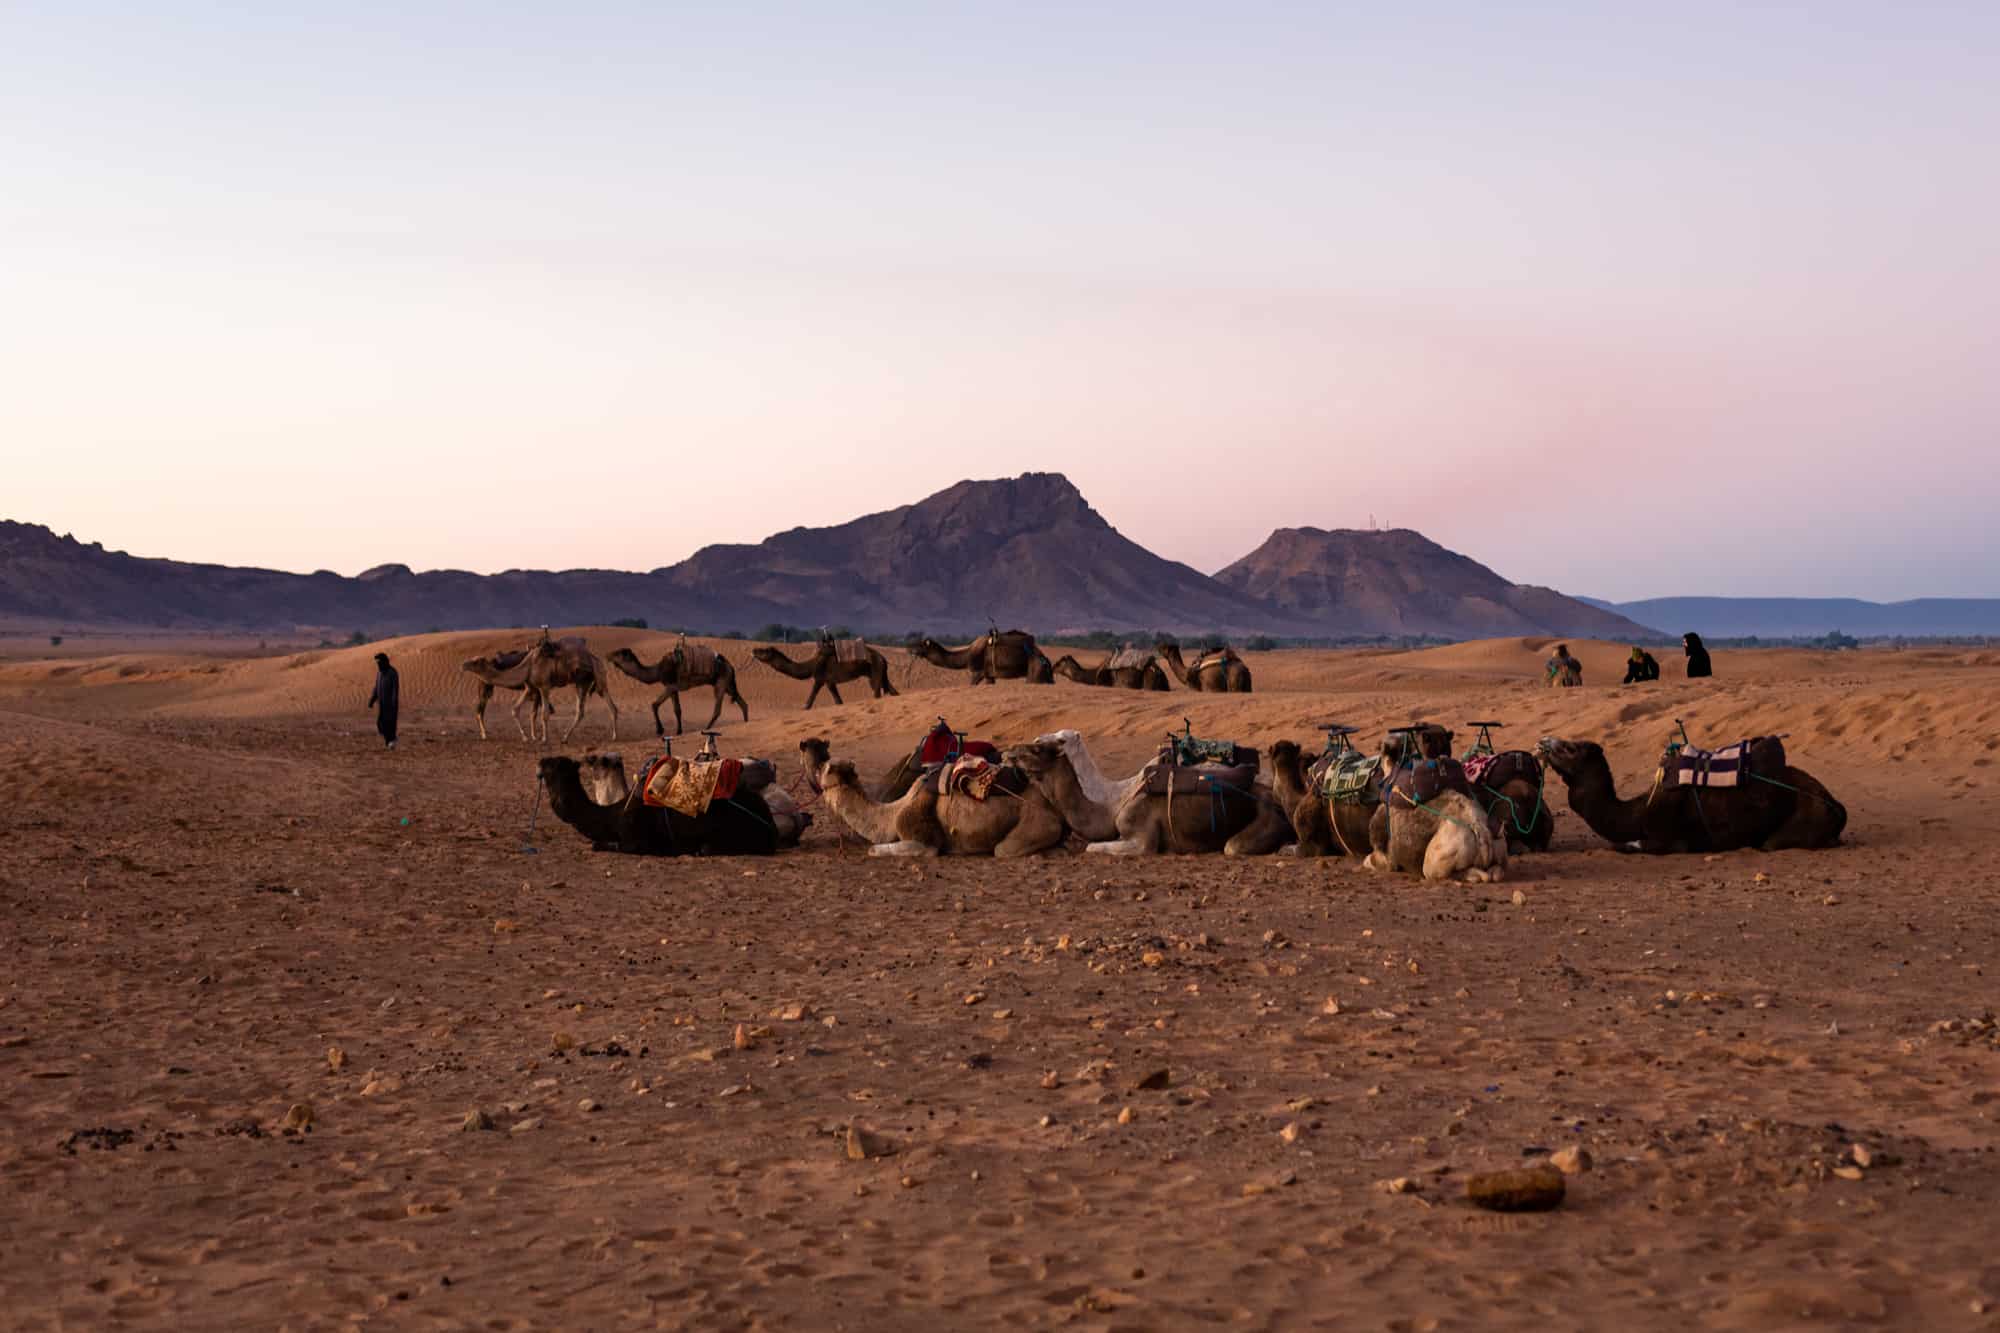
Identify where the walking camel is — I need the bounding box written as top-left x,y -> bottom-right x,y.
913,630 -> 1053,684
751,640 -> 899,710
526,635 -> 621,743
606,643 -> 749,736
460,649 -> 546,741
1156,641 -> 1253,693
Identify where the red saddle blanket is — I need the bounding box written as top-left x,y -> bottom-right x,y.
1464,750 -> 1541,792
640,756 -> 742,815
915,722 -> 997,767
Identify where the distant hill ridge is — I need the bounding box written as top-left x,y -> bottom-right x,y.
1,473 -> 1648,640
1578,596 -> 2000,639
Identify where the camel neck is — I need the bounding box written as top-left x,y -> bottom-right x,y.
1562,758 -> 1645,842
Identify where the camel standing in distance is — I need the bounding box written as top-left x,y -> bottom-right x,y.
1156,642 -> 1253,693
461,649 -> 546,740
914,630 -> 1052,685
606,645 -> 749,736
1050,652 -> 1170,691
526,636 -> 621,743
799,737 -> 1066,857
752,642 -> 899,709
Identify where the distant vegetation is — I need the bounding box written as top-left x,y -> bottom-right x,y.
609,617 -> 648,629
48,634 -> 61,647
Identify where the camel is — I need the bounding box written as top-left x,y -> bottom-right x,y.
913,630 -> 1053,685
799,736 -> 1065,857
536,755 -> 776,856
1537,737 -> 1847,853
1463,750 -> 1555,853
573,751 -> 810,848
1156,642 -> 1253,693
521,636 -> 621,743
1365,789 -> 1509,882
1049,650 -> 1170,691
1267,739 -> 1383,859
461,649 -> 547,740
606,644 -> 749,736
751,641 -> 899,709
1007,738 -> 1291,856
1029,729 -> 1149,810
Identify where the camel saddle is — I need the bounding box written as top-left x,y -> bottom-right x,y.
1191,647 -> 1240,674
1316,751 -> 1383,807
674,641 -> 718,676
1105,645 -> 1152,672
1163,729 -> 1255,770
828,637 -> 870,663
1382,725 -> 1455,763
544,635 -> 589,656
641,755 -> 741,816
1660,735 -> 1785,790
1137,757 -> 1259,799
1464,750 -> 1542,794
1383,757 -> 1474,813
491,648 -> 530,670
912,719 -> 997,768
914,756 -> 1027,801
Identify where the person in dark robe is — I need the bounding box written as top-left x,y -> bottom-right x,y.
1623,647 -> 1661,683
1683,632 -> 1713,679
368,651 -> 400,749
1545,643 -> 1582,687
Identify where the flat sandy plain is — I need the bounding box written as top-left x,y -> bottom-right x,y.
2,629 -> 1998,1331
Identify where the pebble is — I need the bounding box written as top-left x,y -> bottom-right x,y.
326,1046 -> 345,1073
461,1109 -> 494,1132
1241,1169 -> 1297,1197
1549,1146 -> 1593,1175
1131,1068 -> 1171,1091
577,1098 -> 599,1114
1039,1071 -> 1061,1090
509,1117 -> 542,1134
1467,1166 -> 1566,1211
280,1102 -> 314,1131
1379,1177 -> 1420,1195
733,1024 -> 755,1051
1511,889 -> 1527,907
1279,1122 -> 1301,1144
846,1124 -> 897,1160
1117,1107 -> 1135,1125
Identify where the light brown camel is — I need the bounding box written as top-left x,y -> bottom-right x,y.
1365,789 -> 1509,882
526,635 -> 621,743
1156,641 -> 1253,693
460,649 -> 547,740
913,630 -> 1053,685
1049,649 -> 1171,691
606,644 -> 749,736
1006,740 -> 1292,856
1267,739 -> 1383,859
799,736 -> 1065,857
752,642 -> 899,709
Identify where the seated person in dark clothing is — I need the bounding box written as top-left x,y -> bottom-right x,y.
1623,647 -> 1661,683
1683,632 -> 1713,678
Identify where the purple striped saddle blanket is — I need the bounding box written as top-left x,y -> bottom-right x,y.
1662,736 -> 1786,789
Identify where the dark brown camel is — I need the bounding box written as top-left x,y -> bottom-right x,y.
1537,737 -> 1846,853
751,642 -> 899,709
535,755 -> 776,856
1156,642 -> 1253,693
914,630 -> 1052,685
606,645 -> 749,736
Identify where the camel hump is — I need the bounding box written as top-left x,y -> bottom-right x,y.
490,648 -> 529,670
831,637 -> 871,663
676,642 -> 719,675
1105,644 -> 1151,671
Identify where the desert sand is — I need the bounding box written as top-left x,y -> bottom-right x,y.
3,629 -> 1998,1330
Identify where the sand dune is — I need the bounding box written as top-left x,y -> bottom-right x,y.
3,631 -> 1999,1327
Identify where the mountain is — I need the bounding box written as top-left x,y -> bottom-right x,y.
5,475 -> 1645,640
1585,597 -> 2000,639
1213,527 -> 1660,639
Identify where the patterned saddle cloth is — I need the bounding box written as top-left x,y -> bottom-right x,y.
1105,645 -> 1153,672
828,638 -> 871,663
917,755 -> 1028,801
640,756 -> 742,816
1464,750 -> 1542,793
1163,733 -> 1256,769
1382,725 -> 1455,763
1314,751 -> 1382,806
1383,757 -> 1473,812
1660,736 -> 1785,789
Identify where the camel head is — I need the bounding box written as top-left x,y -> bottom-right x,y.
1267,738 -> 1302,768
797,736 -> 834,790
606,647 -> 640,667
1535,736 -> 1602,781
1032,727 -> 1084,754
751,646 -> 783,665
1000,740 -> 1066,778
914,637 -> 944,657
536,755 -> 580,788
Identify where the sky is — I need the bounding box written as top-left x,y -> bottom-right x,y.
3,1 -> 1997,601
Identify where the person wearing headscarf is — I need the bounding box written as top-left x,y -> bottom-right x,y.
1623,646 -> 1661,683
368,651 -> 401,749
1683,632 -> 1713,679
1544,643 -> 1582,687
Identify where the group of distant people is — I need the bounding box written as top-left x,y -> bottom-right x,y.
1547,632 -> 1713,688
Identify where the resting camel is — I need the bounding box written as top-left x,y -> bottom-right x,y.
1156,642 -> 1253,693
1365,789 -> 1508,882
1049,651 -> 1170,691
799,736 -> 1065,857
606,645 -> 749,736
461,649 -> 546,741
752,642 -> 899,709
1029,729 -> 1149,810
1006,739 -> 1292,856
536,756 -> 776,856
575,751 -> 810,847
523,636 -> 621,743
1267,739 -> 1382,859
1537,737 -> 1846,853
914,630 -> 1052,685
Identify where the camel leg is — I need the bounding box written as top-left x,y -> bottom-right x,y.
825,680 -> 845,706
803,678 -> 823,710
474,683 -> 492,740
729,678 -> 750,723
994,806 -> 1064,858
704,683 -> 725,731
868,841 -> 940,858
510,690 -> 536,741
601,684 -> 620,740
669,687 -> 684,736
560,687 -> 586,743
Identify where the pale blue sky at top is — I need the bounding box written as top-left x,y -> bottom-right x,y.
3,1 -> 1997,599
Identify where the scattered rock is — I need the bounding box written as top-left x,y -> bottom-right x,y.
1117,1106 -> 1135,1125
1832,1165 -> 1864,1181
1467,1166 -> 1566,1211
1131,1068 -> 1171,1091
1242,1169 -> 1297,1197
1511,889 -> 1527,907
1320,997 -> 1342,1016
509,1117 -> 541,1134
551,1031 -> 576,1053
577,1098 -> 599,1114
733,1024 -> 755,1051
1549,1146 -> 1593,1175
963,992 -> 986,1006
1279,1122 -> 1301,1144
1379,1177 -> 1420,1195
1039,1071 -> 1061,1090
325,1046 -> 345,1073
461,1109 -> 494,1132
493,919 -> 519,933
280,1103 -> 314,1131
1850,1143 -> 1876,1169
846,1124 -> 898,1160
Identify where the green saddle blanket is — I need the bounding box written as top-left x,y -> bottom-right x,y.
1318,751 -> 1381,806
